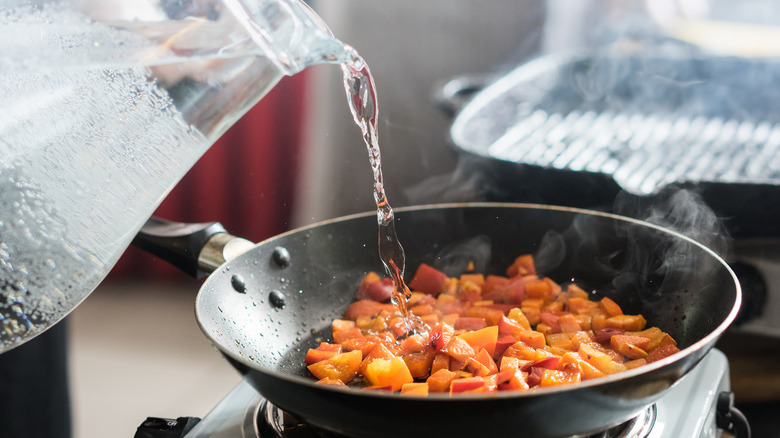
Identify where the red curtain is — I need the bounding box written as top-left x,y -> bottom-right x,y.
109,73 -> 308,281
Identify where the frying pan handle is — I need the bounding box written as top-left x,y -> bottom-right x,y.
132,217 -> 255,278
717,391 -> 751,438
433,74 -> 494,117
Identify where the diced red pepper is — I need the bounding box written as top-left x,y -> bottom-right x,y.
408,263 -> 447,296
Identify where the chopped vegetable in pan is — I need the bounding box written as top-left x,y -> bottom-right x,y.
305,255 -> 680,395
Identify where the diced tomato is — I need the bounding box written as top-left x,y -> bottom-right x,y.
343,300 -> 395,320
610,334 -> 651,350
408,263 -> 448,296
526,367 -> 545,387
333,327 -> 363,344
358,272 -> 394,302
482,275 -> 510,297
539,312 -> 562,333
307,251 -> 679,397
428,322 -> 455,353
454,317 -> 487,331
340,337 -> 378,357
494,334 -> 517,359
450,376 -> 488,394
458,284 -> 481,303
523,356 -> 560,371
464,306 -> 504,326
593,328 -> 625,344
304,342 -> 342,365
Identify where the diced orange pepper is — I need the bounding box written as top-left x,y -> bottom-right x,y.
514,330 -> 546,349
540,369 -> 581,387
507,308 -> 532,330
546,333 -> 575,351
599,297 -> 623,317
363,357 -> 414,391
402,348 -> 436,379
457,326 -> 499,357
525,278 -> 553,301
431,353 -> 450,375
400,382 -> 429,396
497,366 -> 530,391
316,377 -> 347,386
567,283 -> 589,299
441,337 -> 476,362
460,273 -> 485,287
558,314 -> 582,333
506,254 -> 536,278
333,327 -> 363,344
307,350 -> 363,383
359,343 -> 396,375
502,341 -> 539,361
427,368 -> 457,393
646,344 -> 681,363
605,314 -> 647,331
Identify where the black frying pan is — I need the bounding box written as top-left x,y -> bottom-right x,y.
135,203 -> 741,438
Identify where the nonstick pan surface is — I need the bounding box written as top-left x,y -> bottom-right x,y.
171,203 -> 739,437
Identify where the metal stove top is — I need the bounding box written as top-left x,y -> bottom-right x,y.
182,349 -> 731,438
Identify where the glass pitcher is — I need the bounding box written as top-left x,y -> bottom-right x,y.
0,0 -> 351,352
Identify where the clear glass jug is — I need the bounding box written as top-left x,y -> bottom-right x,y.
0,0 -> 350,352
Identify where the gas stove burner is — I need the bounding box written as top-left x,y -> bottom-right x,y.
257,400 -> 656,438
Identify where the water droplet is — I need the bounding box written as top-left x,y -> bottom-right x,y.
272,247 -> 291,268
269,290 -> 286,309
230,275 -> 247,293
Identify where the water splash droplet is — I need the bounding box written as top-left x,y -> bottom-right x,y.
272,246 -> 291,268
230,274 -> 247,293
269,290 -> 286,309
